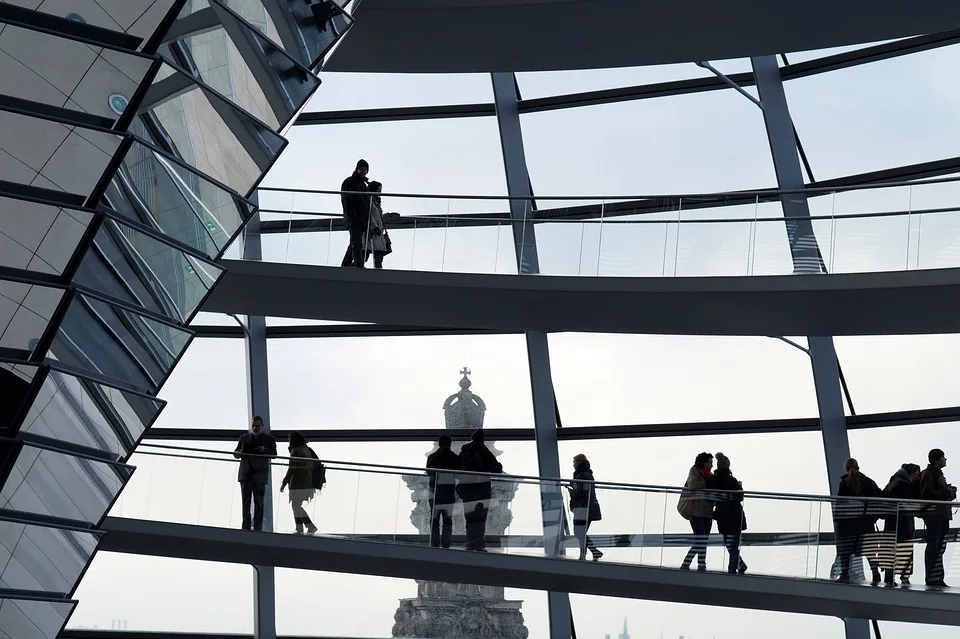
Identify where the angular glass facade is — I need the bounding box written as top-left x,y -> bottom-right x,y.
0,1 -> 351,636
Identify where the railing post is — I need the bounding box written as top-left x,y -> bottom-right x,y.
751,55 -> 868,639
492,71 -> 572,639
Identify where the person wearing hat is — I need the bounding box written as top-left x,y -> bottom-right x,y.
456,430 -> 503,551
880,463 -> 922,585
340,159 -> 370,268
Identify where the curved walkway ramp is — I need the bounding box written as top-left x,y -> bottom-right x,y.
325,0 -> 960,73
99,517 -> 960,627
203,259 -> 960,336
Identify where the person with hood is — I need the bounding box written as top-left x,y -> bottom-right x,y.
568,454 -> 603,561
678,452 -> 714,571
919,448 -> 956,587
279,431 -> 320,535
880,463 -> 922,585
363,181 -> 393,269
710,452 -> 748,575
835,458 -> 883,583
426,435 -> 461,548
340,158 -> 370,268
233,415 -> 277,531
456,430 -> 503,551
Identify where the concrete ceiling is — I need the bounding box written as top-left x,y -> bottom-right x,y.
325,0 -> 960,73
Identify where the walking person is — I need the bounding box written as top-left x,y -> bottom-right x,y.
279,431 -> 320,535
919,448 -> 956,587
678,452 -> 714,571
881,463 -> 922,586
340,159 -> 370,268
456,430 -> 503,551
363,181 -> 393,269
835,458 -> 883,583
426,435 -> 460,548
568,454 -> 603,561
233,416 -> 277,531
710,453 -> 748,575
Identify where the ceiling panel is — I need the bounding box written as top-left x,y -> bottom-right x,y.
0,196 -> 94,275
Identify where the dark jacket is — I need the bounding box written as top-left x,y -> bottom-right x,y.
283,444 -> 317,492
457,440 -> 502,502
569,460 -> 602,523
919,465 -> 955,521
426,446 -> 461,504
834,472 -> 882,538
340,172 -> 369,228
882,468 -> 921,541
234,431 -> 277,483
710,468 -> 746,534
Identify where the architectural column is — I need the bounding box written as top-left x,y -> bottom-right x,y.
242,208 -> 278,639
491,71 -> 572,639
751,55 -> 868,639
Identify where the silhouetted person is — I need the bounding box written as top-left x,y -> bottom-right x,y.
457,430 -> 502,551
234,416 -> 277,531
279,431 -> 320,535
678,452 -> 714,571
363,181 -> 394,269
881,463 -> 921,586
426,435 -> 460,548
341,159 -> 369,268
920,448 -> 956,587
835,458 -> 883,583
569,454 -> 603,561
710,452 -> 747,575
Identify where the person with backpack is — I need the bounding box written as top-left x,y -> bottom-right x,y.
280,431 -> 324,535
456,430 -> 503,551
426,435 -> 461,548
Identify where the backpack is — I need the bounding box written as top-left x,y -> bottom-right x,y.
307,446 -> 326,490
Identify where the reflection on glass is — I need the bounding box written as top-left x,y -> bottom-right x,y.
49,294 -> 192,394
76,217 -> 224,323
176,0 -> 353,69
106,138 -> 255,260
161,0 -> 319,129
135,62 -> 286,195
0,520 -> 97,593
0,597 -> 75,639
19,368 -> 164,459
0,445 -> 127,524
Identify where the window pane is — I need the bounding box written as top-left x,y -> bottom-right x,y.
0,521 -> 97,594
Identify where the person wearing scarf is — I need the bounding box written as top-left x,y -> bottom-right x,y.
678,452 -> 715,571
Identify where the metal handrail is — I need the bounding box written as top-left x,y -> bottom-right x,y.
135,442 -> 956,508
257,173 -> 960,202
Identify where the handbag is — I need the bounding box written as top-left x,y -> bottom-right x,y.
383,231 -> 393,255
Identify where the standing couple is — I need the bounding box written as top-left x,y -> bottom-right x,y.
340,159 -> 396,269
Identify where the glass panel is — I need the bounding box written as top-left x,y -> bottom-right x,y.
0,22 -> 152,122
548,334 -> 819,425
0,363 -> 36,429
0,282 -> 63,352
0,444 -> 128,524
0,110 -> 119,196
161,0 -> 320,129
76,217 -> 224,323
517,62 -> 713,99
303,72 -> 493,111
107,138 -> 256,259
20,368 -> 164,459
48,293 -> 192,394
0,597 -> 74,639
0,197 -> 94,276
135,62 -> 286,195
0,521 -> 97,593
266,335 -> 534,430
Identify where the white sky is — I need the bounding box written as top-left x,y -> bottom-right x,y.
69,40 -> 960,639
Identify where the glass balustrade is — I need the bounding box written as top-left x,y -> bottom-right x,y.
249,177 -> 960,277
111,444 -> 960,591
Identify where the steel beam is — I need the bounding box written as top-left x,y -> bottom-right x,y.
751,54 -> 868,639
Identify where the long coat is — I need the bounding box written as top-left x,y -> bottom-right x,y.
710,468 -> 746,534
363,197 -> 388,253
284,444 -> 317,501
679,466 -> 713,520
835,472 -> 882,538
570,461 -> 602,523
883,469 -> 920,542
